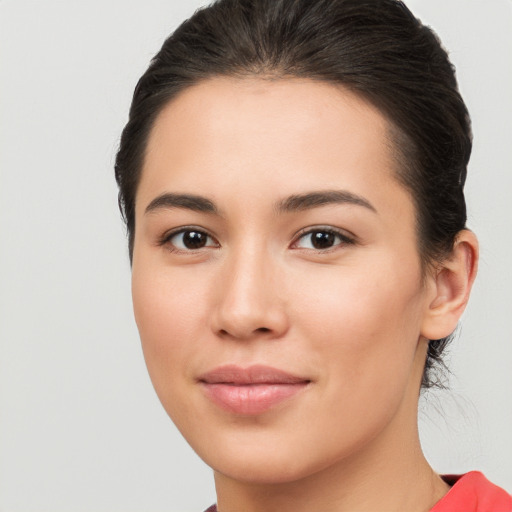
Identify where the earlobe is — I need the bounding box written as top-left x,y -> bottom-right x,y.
421,230 -> 479,341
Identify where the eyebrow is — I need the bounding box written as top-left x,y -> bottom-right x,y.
145,193 -> 219,215
144,189 -> 377,216
276,190 -> 377,214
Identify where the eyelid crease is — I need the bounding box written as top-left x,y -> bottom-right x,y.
292,225 -> 357,243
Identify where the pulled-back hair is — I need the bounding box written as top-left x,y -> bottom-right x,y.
115,0 -> 472,389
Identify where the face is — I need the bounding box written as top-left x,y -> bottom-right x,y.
131,77 -> 434,484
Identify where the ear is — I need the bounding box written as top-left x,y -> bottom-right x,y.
421,230 -> 479,341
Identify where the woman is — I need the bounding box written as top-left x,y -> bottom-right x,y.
115,0 -> 511,510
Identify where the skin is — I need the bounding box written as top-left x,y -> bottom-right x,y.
131,77 -> 478,512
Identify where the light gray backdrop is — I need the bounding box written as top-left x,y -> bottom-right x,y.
1,1 -> 511,511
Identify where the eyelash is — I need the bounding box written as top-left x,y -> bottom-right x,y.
158,226 -> 355,253
292,226 -> 355,252
158,226 -> 219,253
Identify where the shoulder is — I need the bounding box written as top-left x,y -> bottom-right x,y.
431,471 -> 512,512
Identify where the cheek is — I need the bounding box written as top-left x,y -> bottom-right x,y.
131,265 -> 209,394
291,256 -> 425,393
279,260 -> 425,457
296,255 -> 422,331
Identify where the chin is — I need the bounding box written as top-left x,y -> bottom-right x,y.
210,453 -> 321,485
189,425 -> 356,486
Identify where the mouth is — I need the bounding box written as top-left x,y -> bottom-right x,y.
198,364 -> 311,415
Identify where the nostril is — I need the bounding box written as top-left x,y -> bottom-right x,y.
218,326 -> 272,338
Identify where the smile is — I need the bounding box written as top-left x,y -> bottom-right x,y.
198,364 -> 311,415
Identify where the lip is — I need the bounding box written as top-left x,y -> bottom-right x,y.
198,364 -> 311,415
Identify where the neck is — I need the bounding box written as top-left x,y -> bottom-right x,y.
214,432 -> 448,512
214,341 -> 450,512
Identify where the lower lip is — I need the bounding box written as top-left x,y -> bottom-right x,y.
201,382 -> 309,415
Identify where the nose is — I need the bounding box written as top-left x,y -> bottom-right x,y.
211,248 -> 289,341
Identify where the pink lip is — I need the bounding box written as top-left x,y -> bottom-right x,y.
198,365 -> 311,415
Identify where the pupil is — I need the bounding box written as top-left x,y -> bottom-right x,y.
312,231 -> 335,249
183,231 -> 206,249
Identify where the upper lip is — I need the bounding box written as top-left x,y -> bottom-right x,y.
198,364 -> 311,385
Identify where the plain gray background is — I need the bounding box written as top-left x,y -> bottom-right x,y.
1,1 -> 511,511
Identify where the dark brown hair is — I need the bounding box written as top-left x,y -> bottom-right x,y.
115,0 -> 472,388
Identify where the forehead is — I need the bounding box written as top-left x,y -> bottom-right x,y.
139,76 -> 412,222
145,77 -> 391,164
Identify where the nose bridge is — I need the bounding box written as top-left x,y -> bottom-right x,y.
213,241 -> 287,339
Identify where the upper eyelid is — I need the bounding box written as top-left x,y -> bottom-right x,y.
159,225 -> 218,245
292,225 -> 356,242
289,227 -> 356,252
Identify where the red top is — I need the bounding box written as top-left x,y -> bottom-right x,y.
204,471 -> 512,512
432,472 -> 512,512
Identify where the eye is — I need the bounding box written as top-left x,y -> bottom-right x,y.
293,228 -> 354,251
162,228 -> 218,251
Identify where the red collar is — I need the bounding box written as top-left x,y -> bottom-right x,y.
431,471 -> 512,512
